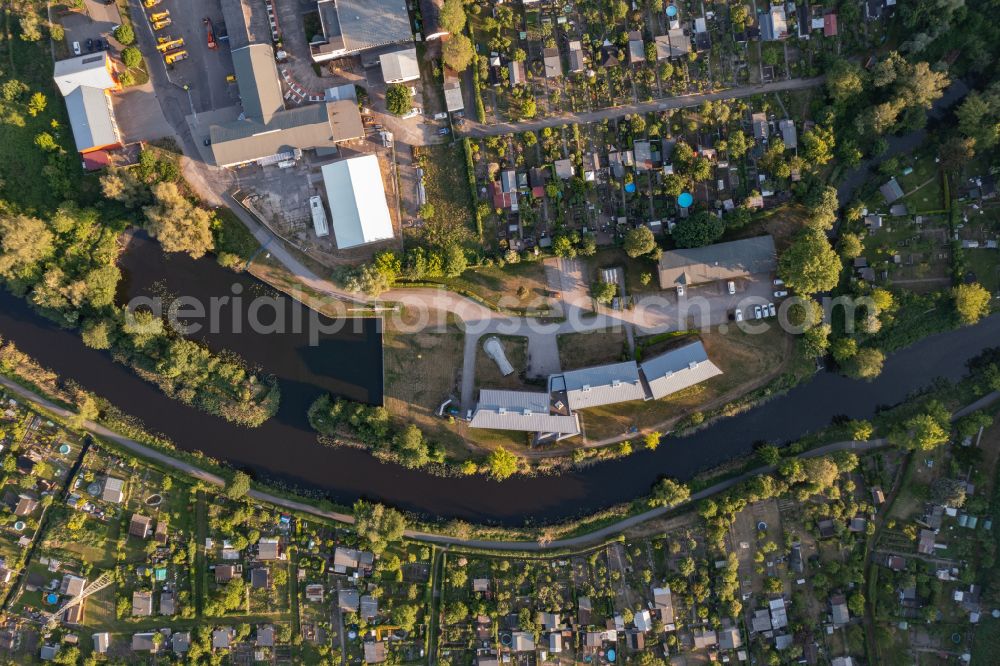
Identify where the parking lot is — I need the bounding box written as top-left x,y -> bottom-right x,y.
631,273 -> 781,332
60,0 -> 121,56
130,0 -> 238,113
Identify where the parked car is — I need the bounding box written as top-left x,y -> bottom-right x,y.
773,278 -> 785,286
753,305 -> 763,319
727,280 -> 736,295
437,127 -> 451,136
774,290 -> 788,298
768,303 -> 776,317
676,285 -> 685,297
72,41 -> 81,55
734,308 -> 744,322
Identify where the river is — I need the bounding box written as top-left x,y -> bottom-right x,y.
1,235 -> 998,525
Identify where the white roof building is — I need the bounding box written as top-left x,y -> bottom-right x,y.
320,155 -> 395,249
52,53 -> 121,154
470,390 -> 580,439
380,48 -> 420,84
552,361 -> 646,410
639,341 -> 723,400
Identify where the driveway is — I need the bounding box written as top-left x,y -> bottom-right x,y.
459,77 -> 826,138
112,84 -> 175,142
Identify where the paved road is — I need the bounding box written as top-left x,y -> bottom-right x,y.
458,77 -> 826,138
3,374 -> 995,551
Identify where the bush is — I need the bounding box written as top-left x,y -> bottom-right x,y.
122,46 -> 142,69
113,24 -> 135,46
385,83 -> 412,116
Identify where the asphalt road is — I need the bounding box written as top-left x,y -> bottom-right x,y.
458,77 -> 826,138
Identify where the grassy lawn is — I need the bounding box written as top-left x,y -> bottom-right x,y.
576,325 -> 793,441
382,309 -> 467,453
429,261 -> 553,313
416,142 -> 475,240
557,327 -> 630,371
966,248 -> 1000,296
474,334 -> 528,390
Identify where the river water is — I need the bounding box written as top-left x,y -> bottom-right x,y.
1,235 -> 998,525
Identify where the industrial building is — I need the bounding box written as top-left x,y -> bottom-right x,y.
380,48 -> 420,84
211,0 -> 364,167
319,155 -> 395,249
470,340 -> 722,444
657,235 -> 777,290
52,52 -> 122,156
309,0 -> 412,62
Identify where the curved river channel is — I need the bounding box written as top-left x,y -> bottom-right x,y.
1,235 -> 998,525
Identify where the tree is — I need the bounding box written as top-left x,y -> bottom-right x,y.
801,125 -> 836,166
385,83 -> 412,116
623,226 -> 656,257
26,91 -> 46,116
650,478 -> 690,508
81,318 -> 115,350
837,233 -> 864,260
845,347 -> 884,380
939,135 -> 975,172
892,413 -> 948,451
18,13 -> 42,41
443,34 -> 475,71
778,229 -> 842,295
225,471 -> 251,500
486,446 -> 519,481
113,24 -> 135,45
439,0 -> 467,34
848,592 -> 865,617
757,444 -> 781,466
931,478 -> 967,508
395,424 -> 429,468
644,432 -> 661,450
672,210 -> 724,248
590,280 -> 617,305
143,182 -> 215,259
826,59 -> 864,106
0,213 -> 54,280
442,243 -> 467,277
122,46 -> 142,69
953,283 -> 991,325
831,337 -> 858,363
727,130 -> 750,159
353,500 -> 406,555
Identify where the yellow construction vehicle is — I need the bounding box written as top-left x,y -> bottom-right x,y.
149,10 -> 170,22
156,38 -> 184,52
164,50 -> 188,65
152,18 -> 172,30
156,36 -> 173,44
143,0 -> 158,7
226,74 -> 236,83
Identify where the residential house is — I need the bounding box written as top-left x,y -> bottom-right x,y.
360,595 -> 379,620
880,178 -> 905,203
257,537 -> 281,561
509,61 -> 526,86
752,608 -> 772,633
131,633 -> 158,653
364,641 -> 387,664
769,598 -> 788,629
761,5 -> 789,40
653,586 -> 675,628
212,628 -> 231,650
719,624 -> 742,650
131,591 -> 153,617
14,494 -> 38,517
830,594 -> 850,626
693,627 -> 718,649
102,477 -> 125,503
511,631 -> 535,652
160,591 -> 176,616
917,529 -> 936,555
60,574 -> 87,598
129,514 -> 152,539
87,632 -> 110,654
257,625 -> 275,648
339,588 -> 361,611
172,632 -> 191,653
779,119 -> 797,149
886,555 -> 906,572
752,112 -> 769,140
154,520 -> 168,545
251,567 -> 271,589
215,564 -> 239,583
333,547 -> 374,575
567,41 -> 585,73
305,584 -> 325,602
543,47 -> 562,78
554,158 -> 574,180
628,31 -> 645,63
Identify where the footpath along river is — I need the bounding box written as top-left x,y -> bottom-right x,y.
0,235 -> 998,524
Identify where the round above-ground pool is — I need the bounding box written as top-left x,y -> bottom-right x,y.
145,494 -> 163,506
13,521 -> 25,531
607,647 -> 617,661
45,593 -> 58,605
624,182 -> 636,193
677,192 -> 693,207
58,444 -> 70,455
666,5 -> 678,17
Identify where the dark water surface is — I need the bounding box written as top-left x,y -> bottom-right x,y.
1,235 -> 999,525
